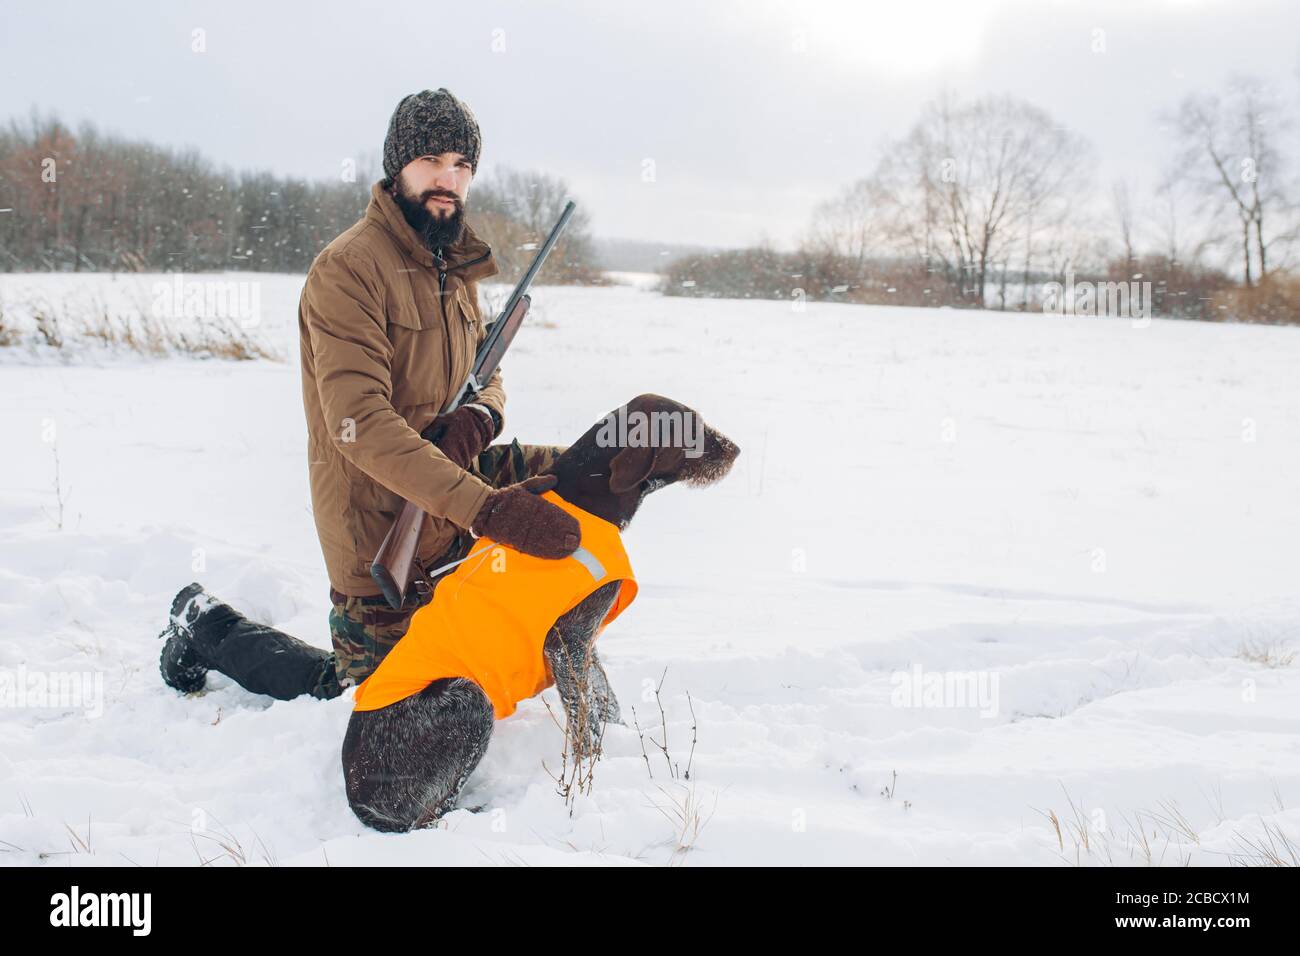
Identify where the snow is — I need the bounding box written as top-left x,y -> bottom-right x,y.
600,270 -> 663,291
2,271 -> 1299,866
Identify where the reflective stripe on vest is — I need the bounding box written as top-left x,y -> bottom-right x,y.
352,490 -> 638,718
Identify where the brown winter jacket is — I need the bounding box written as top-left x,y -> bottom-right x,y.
298,181 -> 505,597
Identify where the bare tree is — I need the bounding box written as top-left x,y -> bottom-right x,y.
1111,179 -> 1137,276
468,167 -> 600,284
798,94 -> 1090,310
950,96 -> 1088,307
1171,75 -> 1297,286
805,174 -> 886,270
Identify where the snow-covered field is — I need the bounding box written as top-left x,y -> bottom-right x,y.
2,271 -> 1299,866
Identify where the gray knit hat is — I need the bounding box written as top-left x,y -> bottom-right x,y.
382,88 -> 482,180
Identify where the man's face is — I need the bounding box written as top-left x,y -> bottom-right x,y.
399,151 -> 472,214
390,151 -> 474,254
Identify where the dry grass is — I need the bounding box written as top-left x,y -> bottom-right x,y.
0,289 -> 279,361
3,798 -> 279,867
1037,783 -> 1298,867
1227,820 -> 1299,866
644,781 -> 718,867
1237,637 -> 1296,669
0,302 -> 19,347
188,814 -> 278,867
544,663 -> 715,865
631,667 -> 698,782
629,668 -> 715,865
1035,784 -> 1195,866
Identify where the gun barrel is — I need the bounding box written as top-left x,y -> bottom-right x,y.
472,200 -> 575,388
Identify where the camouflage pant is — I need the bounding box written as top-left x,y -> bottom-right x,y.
314,438 -> 567,699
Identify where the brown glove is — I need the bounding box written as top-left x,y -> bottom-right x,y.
421,405 -> 495,470
471,473 -> 581,559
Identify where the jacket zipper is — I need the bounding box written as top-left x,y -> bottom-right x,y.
434,247 -> 490,389
434,249 -> 453,386
435,247 -> 491,321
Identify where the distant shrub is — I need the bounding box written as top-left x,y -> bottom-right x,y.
1094,255 -> 1237,321
1210,272 -> 1300,325
662,246 -> 968,308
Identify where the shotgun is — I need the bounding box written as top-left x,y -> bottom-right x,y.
370,200 -> 577,609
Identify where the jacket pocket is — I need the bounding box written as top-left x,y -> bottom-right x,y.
342,450 -> 404,512
347,505 -> 396,579
450,285 -> 482,384
387,301 -> 450,410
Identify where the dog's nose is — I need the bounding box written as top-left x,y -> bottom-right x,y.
680,426 -> 740,487
714,432 -> 740,467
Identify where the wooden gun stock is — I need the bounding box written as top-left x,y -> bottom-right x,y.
370,498 -> 427,610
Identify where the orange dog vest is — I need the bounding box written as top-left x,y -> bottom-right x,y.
352,490 -> 638,718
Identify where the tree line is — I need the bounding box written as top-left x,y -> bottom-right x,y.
0,112 -> 601,284
665,76 -> 1299,324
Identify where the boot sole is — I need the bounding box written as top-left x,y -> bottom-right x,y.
159,632 -> 209,694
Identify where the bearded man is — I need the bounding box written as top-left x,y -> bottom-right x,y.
159,88 -> 579,701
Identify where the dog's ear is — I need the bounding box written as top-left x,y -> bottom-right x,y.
609,443 -> 686,494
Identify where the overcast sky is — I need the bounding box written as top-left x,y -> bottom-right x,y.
3,0 -> 1297,248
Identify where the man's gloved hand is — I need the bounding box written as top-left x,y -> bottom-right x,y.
471,473 -> 580,559
421,405 -> 495,470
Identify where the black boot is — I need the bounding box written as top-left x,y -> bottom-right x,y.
158,582 -> 343,701
159,583 -> 216,694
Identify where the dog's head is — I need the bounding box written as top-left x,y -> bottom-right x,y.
547,394 -> 741,529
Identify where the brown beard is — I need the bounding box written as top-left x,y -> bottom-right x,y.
390,174 -> 465,254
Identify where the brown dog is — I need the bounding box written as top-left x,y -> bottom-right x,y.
341,394 -> 741,831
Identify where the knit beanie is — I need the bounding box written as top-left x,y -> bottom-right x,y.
382,88 -> 482,180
